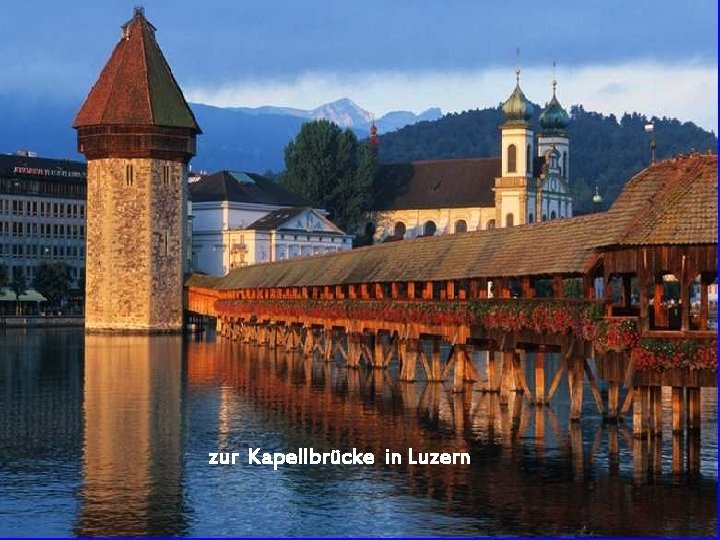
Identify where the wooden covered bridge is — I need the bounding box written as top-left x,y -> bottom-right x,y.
187,153 -> 717,437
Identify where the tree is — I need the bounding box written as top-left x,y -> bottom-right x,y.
279,119 -> 374,233
33,262 -> 72,309
0,265 -> 7,290
10,267 -> 28,316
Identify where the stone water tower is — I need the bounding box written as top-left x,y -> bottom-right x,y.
74,7 -> 201,332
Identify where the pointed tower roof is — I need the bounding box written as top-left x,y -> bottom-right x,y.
74,7 -> 200,133
539,79 -> 570,133
501,68 -> 534,126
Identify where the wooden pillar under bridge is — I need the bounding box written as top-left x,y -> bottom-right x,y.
512,350 -> 534,402
499,351 -> 514,406
303,327 -> 315,357
486,348 -> 499,392
686,387 -> 701,433
372,332 -> 385,369
650,386 -> 662,437
568,356 -> 584,421
535,345 -> 546,405
322,328 -> 334,362
398,339 -> 417,381
671,387 -> 685,433
428,339 -> 443,382
633,386 -> 650,439
347,333 -> 362,368
607,381 -> 620,420
452,346 -> 466,393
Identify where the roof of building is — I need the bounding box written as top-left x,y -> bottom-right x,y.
373,157 -> 501,210
213,214 -> 605,289
73,7 -> 200,132
539,82 -> 570,132
0,154 -> 86,181
595,153 -> 717,247
189,170 -> 308,206
247,207 -> 347,235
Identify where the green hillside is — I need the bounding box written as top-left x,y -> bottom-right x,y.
377,105 -> 717,213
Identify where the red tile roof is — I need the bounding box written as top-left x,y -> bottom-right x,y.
596,153 -> 717,246
73,8 -> 200,132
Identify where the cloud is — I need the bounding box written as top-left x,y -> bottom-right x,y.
185,60 -> 718,133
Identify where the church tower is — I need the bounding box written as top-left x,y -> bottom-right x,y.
494,69 -> 535,226
74,8 -> 201,332
537,77 -> 572,220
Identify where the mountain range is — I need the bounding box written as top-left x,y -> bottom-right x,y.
0,95 -> 440,173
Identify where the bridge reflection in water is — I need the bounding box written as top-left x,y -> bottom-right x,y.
185,336 -> 716,537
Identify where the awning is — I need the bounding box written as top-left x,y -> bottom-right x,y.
0,287 -> 48,302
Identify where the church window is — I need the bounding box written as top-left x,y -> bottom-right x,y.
505,213 -> 514,227
562,152 -> 568,178
507,144 -> 517,173
393,221 -> 406,238
542,214 -> 547,221
528,213 -> 534,223
526,144 -> 532,175
163,165 -> 170,186
126,164 -> 134,186
486,219 -> 496,230
454,219 -> 467,233
550,210 -> 557,220
423,220 -> 437,236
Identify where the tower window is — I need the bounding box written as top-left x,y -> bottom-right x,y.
550,210 -> 557,220
423,220 -> 437,236
507,144 -> 517,173
454,219 -> 467,233
163,165 -> 170,186
393,221 -> 406,238
487,219 -> 496,230
562,152 -> 568,179
528,213 -> 534,223
526,144 -> 532,176
126,164 -> 134,186
506,213 -> 514,227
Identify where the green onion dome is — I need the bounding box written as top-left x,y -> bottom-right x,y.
539,81 -> 570,131
502,69 -> 534,124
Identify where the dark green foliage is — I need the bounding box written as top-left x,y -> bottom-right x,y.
378,105 -> 716,212
280,120 -> 374,233
0,265 -> 7,289
33,262 -> 72,307
10,267 -> 27,314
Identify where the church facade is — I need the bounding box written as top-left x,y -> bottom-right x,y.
371,71 -> 572,242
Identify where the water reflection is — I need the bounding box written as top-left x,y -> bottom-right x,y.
0,329 -> 716,537
185,340 -> 717,537
76,335 -> 186,536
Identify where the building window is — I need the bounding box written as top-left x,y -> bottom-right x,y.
163,165 -> 170,186
526,144 -> 532,176
550,210 -> 557,220
423,220 -> 437,236
562,151 -> 567,178
528,213 -> 534,223
506,213 -> 514,227
126,164 -> 134,187
507,144 -> 517,173
393,221 -> 406,238
542,214 -> 548,221
454,219 -> 467,233
486,219 -> 496,230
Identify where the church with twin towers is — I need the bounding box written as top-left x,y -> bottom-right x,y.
371,67 -> 573,241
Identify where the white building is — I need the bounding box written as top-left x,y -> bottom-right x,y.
371,71 -> 572,241
189,170 -> 351,275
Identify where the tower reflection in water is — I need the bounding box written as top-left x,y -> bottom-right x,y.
76,335 -> 186,537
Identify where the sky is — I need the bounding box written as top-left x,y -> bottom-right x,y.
1,0 -> 717,131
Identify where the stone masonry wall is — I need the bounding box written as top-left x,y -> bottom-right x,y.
85,158 -> 186,332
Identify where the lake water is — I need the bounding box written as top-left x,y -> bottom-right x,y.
0,328 -> 716,537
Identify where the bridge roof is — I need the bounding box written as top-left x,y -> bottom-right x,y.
595,153 -> 717,247
214,213 -> 604,289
